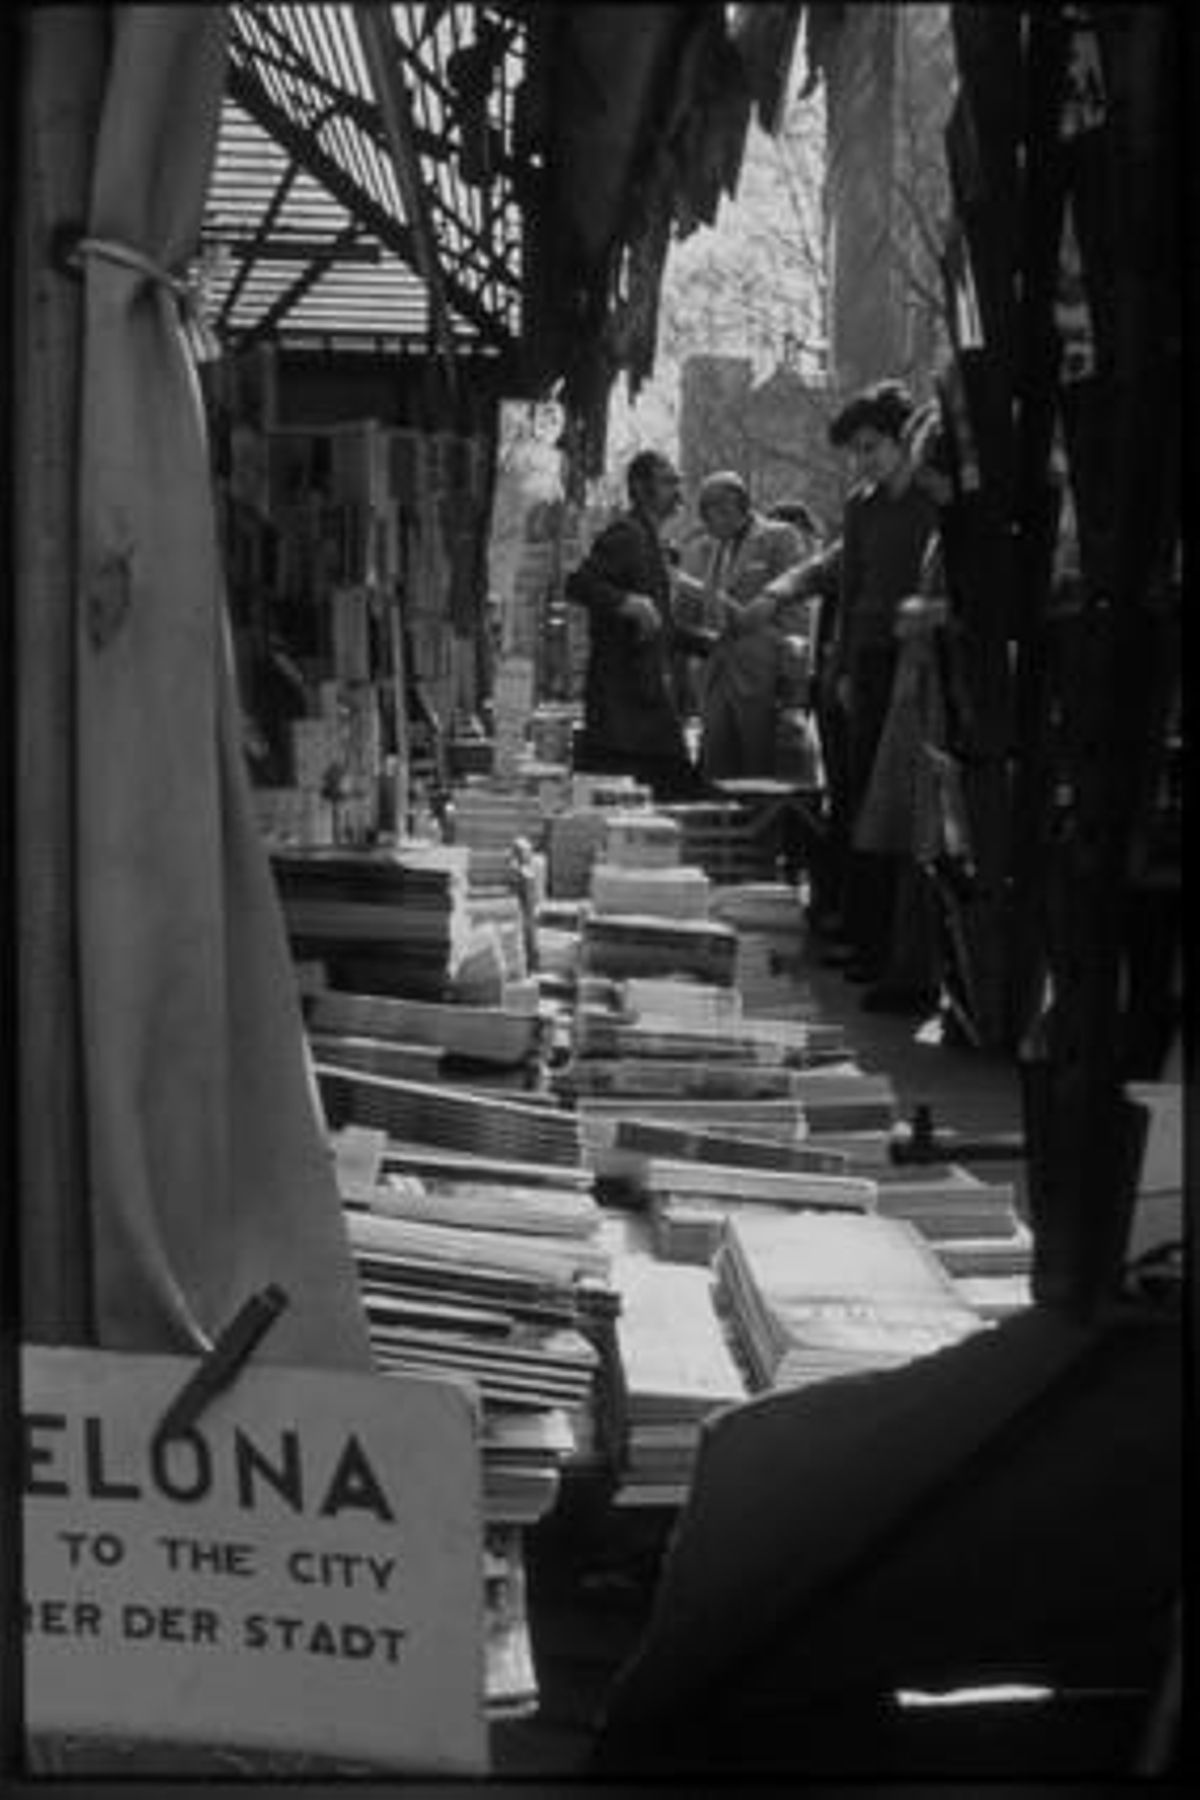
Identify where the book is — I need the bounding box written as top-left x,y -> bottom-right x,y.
638,1157 -> 878,1212
590,862 -> 711,920
563,1058 -> 805,1102
613,1118 -> 850,1175
317,1064 -> 583,1167
716,1207 -> 984,1392
609,1252 -> 747,1508
312,990 -> 541,1066
363,1173 -> 602,1240
581,915 -> 739,985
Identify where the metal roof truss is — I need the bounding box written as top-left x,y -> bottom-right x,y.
203,4 -> 529,359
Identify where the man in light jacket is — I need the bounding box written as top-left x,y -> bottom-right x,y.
677,472 -> 806,782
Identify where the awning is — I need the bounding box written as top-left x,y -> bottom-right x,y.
199,3 -> 807,467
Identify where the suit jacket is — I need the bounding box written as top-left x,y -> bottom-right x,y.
565,507 -> 690,761
702,513 -> 805,712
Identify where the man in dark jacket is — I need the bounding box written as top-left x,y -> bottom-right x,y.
565,451 -> 706,798
826,381 -> 939,984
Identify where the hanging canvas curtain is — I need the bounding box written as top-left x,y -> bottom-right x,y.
24,4 -> 370,1367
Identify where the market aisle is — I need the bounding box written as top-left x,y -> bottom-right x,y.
491,935 -> 1032,1777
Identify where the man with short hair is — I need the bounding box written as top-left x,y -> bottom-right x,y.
680,471 -> 806,781
565,450 -> 705,798
826,379 -> 940,985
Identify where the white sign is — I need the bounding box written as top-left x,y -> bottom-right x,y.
21,1346 -> 488,1773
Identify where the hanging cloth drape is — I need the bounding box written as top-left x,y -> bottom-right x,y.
70,5 -> 370,1366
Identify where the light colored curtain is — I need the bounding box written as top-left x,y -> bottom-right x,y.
29,4 -> 370,1367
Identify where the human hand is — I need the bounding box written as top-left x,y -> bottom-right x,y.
620,592 -> 662,638
671,568 -> 708,603
738,592 -> 778,633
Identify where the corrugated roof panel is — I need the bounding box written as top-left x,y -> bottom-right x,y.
203,3 -> 526,354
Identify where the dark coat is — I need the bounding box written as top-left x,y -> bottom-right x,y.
565,508 -> 691,765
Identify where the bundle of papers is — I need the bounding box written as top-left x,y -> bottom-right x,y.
485,1528 -> 540,1715
483,1413 -> 577,1531
716,1207 -> 985,1392
637,1157 -> 878,1213
381,1142 -> 595,1193
602,811 -> 682,869
649,1195 -> 730,1266
933,1221 -> 1035,1279
953,1274 -> 1033,1319
574,1010 -> 847,1068
734,932 -> 817,1016
317,1065 -> 584,1168
581,915 -> 739,985
708,882 -> 807,935
590,862 -> 711,920
621,978 -> 744,1028
563,1058 -> 806,1103
871,1163 -> 1025,1240
613,1118 -> 851,1175
609,1252 -> 747,1508
785,1065 -> 900,1133
366,1172 -> 603,1241
578,1095 -> 809,1149
273,844 -> 473,998
450,783 -> 546,851
308,1032 -> 445,1083
547,808 -> 610,899
658,799 -> 779,881
350,1205 -> 611,1292
348,1207 -> 611,1530
312,990 -> 541,1067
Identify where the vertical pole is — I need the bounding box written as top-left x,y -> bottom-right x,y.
389,598 -> 410,838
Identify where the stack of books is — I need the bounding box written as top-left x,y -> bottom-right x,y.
590,862 -> 712,920
273,844 -> 473,999
870,1162 -> 1034,1305
317,1065 -> 584,1168
607,1249 -> 747,1508
614,1117 -> 852,1176
642,1157 -> 878,1266
621,977 -> 744,1029
708,882 -> 806,935
602,811 -> 682,869
573,1009 -> 848,1069
450,783 -> 547,855
716,1207 -> 985,1392
580,915 -> 739,985
658,799 -> 781,883
484,1527 -> 539,1718
690,882 -> 810,1016
579,1095 -> 810,1165
311,990 -> 542,1069
784,1066 -> 900,1135
547,808 -> 610,899
563,1055 -> 806,1104
344,1202 -> 612,1529
871,1162 -> 1024,1241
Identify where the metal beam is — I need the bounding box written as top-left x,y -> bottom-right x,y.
354,3 -> 458,379
235,222 -> 369,352
224,237 -> 383,264
217,155 -> 299,328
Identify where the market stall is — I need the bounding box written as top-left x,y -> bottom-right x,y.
9,0 -> 1180,1780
